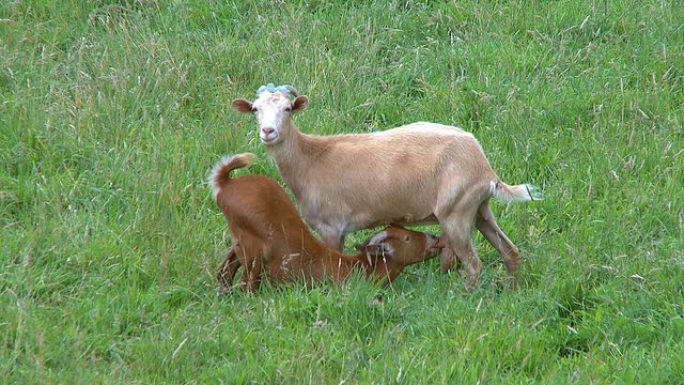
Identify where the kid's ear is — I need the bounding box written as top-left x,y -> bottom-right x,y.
291,95 -> 308,112
232,98 -> 254,113
358,243 -> 392,259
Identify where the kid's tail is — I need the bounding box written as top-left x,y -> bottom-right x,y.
208,153 -> 256,198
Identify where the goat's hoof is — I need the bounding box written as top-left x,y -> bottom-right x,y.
215,283 -> 232,296
464,278 -> 480,292
368,295 -> 383,306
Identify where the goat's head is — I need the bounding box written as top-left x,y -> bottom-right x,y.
356,225 -> 444,268
232,84 -> 308,146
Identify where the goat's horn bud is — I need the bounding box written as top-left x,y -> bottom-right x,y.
283,85 -> 300,97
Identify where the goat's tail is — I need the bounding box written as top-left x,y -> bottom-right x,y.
491,181 -> 543,203
209,153 -> 256,198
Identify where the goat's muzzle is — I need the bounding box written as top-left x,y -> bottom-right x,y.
260,127 -> 279,144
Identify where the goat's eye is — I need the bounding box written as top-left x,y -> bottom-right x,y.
404,235 -> 410,242
284,106 -> 292,112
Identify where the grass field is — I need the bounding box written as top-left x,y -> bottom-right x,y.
1,0 -> 683,383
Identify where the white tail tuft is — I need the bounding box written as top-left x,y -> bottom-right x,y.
208,153 -> 256,199
492,182 -> 543,202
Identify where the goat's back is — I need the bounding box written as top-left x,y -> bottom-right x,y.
276,123 -> 497,229
217,176 -> 354,283
216,175 -> 306,235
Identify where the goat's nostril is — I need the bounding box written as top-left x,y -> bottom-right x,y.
262,127 -> 275,135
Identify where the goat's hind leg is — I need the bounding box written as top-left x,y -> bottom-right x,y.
216,247 -> 241,294
475,202 -> 520,288
239,249 -> 264,293
439,213 -> 481,291
240,260 -> 262,293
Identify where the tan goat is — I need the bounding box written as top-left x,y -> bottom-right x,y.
232,86 -> 541,289
209,153 -> 442,292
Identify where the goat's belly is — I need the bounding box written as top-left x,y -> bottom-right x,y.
389,214 -> 439,226
301,190 -> 437,231
346,206 -> 437,230
364,213 -> 438,228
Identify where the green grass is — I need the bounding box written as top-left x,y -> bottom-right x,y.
1,0 -> 683,383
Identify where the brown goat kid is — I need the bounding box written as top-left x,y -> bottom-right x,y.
209,153 -> 443,292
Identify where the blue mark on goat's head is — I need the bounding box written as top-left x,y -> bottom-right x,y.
256,83 -> 296,98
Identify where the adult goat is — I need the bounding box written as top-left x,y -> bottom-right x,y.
232,85 -> 541,289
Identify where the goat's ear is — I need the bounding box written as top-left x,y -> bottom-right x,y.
358,243 -> 392,259
291,95 -> 308,112
366,230 -> 388,246
232,98 -> 254,113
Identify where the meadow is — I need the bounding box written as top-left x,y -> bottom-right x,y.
1,0 -> 683,383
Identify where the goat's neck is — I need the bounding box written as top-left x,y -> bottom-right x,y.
354,253 -> 398,282
338,248 -> 375,270
315,246 -> 372,279
268,120 -> 316,198
348,252 -> 375,277
321,247 -> 351,268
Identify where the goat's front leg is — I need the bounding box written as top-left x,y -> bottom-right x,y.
441,244 -> 459,273
439,209 -> 481,291
316,225 -> 346,251
439,233 -> 464,273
